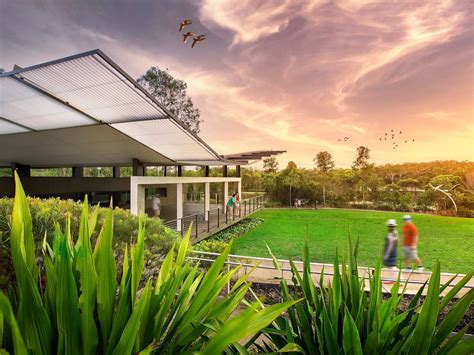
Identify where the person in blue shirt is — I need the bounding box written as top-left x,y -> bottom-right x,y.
383,219 -> 398,269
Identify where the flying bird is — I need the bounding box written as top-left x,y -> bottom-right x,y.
179,19 -> 192,32
192,34 -> 206,48
182,31 -> 195,43
399,131 -> 402,134
412,139 -> 415,142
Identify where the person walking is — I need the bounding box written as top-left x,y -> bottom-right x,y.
151,194 -> 161,217
383,219 -> 399,269
226,193 -> 236,220
402,215 -> 424,271
235,192 -> 241,215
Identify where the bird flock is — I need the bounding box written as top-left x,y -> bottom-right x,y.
336,129 -> 417,151
179,19 -> 206,48
379,129 -> 416,150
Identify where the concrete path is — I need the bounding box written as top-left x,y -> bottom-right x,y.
191,252 -> 473,297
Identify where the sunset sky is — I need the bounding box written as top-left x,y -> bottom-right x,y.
1,0 -> 473,168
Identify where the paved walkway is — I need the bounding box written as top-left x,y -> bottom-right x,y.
191,252 -> 473,297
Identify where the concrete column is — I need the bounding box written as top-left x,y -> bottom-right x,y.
132,158 -> 145,176
176,182 -> 183,231
177,166 -> 183,177
223,165 -> 228,177
113,166 -> 121,178
130,179 -> 145,215
163,166 -> 167,176
223,181 -> 229,210
238,179 -> 242,200
236,165 -> 241,177
72,167 -> 84,178
205,166 -> 210,177
204,182 -> 210,221
12,162 -> 30,177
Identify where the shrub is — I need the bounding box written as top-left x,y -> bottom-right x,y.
0,196 -> 179,290
260,239 -> 474,354
193,217 -> 264,254
0,173 -> 296,354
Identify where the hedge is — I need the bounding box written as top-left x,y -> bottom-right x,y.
0,197 -> 179,289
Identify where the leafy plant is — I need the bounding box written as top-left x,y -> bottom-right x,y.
0,196 -> 179,290
0,173 -> 296,354
259,237 -> 474,354
193,217 -> 264,254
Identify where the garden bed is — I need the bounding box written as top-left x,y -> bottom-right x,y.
241,282 -> 474,334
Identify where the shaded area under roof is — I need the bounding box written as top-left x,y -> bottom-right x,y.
0,125 -> 174,167
223,150 -> 286,164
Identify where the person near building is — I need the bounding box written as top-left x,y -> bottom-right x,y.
151,194 -> 161,217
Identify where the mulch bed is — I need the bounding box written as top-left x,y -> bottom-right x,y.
241,282 -> 473,334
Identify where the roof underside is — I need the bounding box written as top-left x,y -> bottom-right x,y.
222,150 -> 287,164
0,49 -> 221,166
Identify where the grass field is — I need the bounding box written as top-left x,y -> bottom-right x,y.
233,209 -> 474,273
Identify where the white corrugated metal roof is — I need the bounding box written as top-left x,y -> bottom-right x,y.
0,49 -> 221,165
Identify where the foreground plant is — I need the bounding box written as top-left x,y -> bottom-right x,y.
260,238 -> 474,354
0,173 -> 295,354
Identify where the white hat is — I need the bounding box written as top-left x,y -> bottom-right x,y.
402,215 -> 412,221
386,219 -> 397,227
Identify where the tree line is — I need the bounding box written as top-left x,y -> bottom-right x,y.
241,147 -> 474,217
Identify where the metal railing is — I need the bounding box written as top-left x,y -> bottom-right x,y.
164,194 -> 266,240
187,250 -> 474,296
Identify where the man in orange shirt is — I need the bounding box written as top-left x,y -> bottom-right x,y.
402,215 -> 424,270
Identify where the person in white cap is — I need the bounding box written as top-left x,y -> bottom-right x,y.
402,215 -> 424,270
383,219 -> 398,269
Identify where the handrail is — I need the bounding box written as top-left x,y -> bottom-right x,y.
186,252 -> 474,293
163,194 -> 266,239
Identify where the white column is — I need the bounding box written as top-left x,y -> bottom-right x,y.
176,182 -> 183,231
238,179 -> 242,200
223,181 -> 229,212
130,178 -> 145,216
204,182 -> 210,221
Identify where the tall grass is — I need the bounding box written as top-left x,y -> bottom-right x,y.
0,173 -> 296,354
259,238 -> 474,354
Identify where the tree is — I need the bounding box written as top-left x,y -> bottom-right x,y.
351,146 -> 373,202
262,156 -> 279,173
138,67 -> 202,133
429,174 -> 462,212
352,146 -> 371,170
314,151 -> 335,205
284,169 -> 301,207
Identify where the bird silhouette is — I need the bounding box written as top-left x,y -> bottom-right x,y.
179,19 -> 192,32
338,139 -> 342,142
412,139 -> 415,142
191,34 -> 206,48
399,131 -> 402,134
405,140 -> 408,143
391,129 -> 394,132
182,31 -> 195,43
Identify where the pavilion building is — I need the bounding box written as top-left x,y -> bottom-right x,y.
0,49 -> 284,233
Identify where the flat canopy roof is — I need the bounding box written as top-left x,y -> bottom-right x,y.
0,49 -> 284,167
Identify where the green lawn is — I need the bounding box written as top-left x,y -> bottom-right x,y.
233,209 -> 474,273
